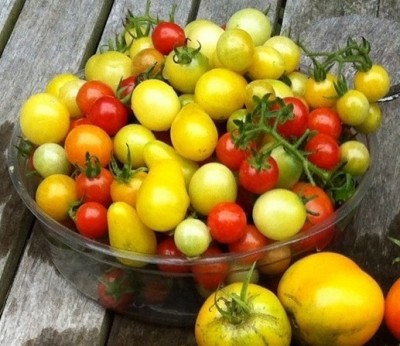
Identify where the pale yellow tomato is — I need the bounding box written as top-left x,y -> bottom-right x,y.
58,78 -> 86,118
247,46 -> 285,80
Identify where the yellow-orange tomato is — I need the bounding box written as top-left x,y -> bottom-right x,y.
110,170 -> 147,207
384,278 -> 400,341
278,252 -> 385,346
304,73 -> 338,109
35,174 -> 77,221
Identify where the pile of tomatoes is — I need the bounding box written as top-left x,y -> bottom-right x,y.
16,5 -> 390,291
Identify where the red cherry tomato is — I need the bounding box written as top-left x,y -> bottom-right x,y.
228,224 -> 269,264
75,201 -> 108,239
191,246 -> 230,291
97,268 -> 134,311
292,182 -> 335,251
275,96 -> 309,139
152,21 -> 186,55
308,107 -> 342,139
75,163 -> 114,207
87,95 -> 129,136
156,237 -> 190,273
76,80 -> 115,115
215,132 -> 247,170
207,202 -> 247,244
305,133 -> 340,170
239,156 -> 279,194
116,75 -> 137,106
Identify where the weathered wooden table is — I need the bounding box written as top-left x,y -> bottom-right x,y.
0,0 -> 399,345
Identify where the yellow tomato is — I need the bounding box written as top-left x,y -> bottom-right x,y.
304,72 -> 338,109
264,35 -> 301,73
58,78 -> 86,118
131,79 -> 181,131
129,36 -> 154,58
194,68 -> 247,121
85,51 -> 132,92
247,46 -> 285,80
354,64 -> 391,102
107,201 -> 157,267
170,103 -> 218,161
278,252 -> 385,346
20,92 -> 70,145
113,124 -> 156,168
287,71 -> 308,96
45,73 -> 79,98
35,174 -> 77,221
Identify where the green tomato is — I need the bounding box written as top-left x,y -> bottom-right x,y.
336,89 -> 369,126
252,188 -> 306,241
270,146 -> 303,188
340,140 -> 370,176
174,218 -> 211,257
354,103 -> 382,134
226,108 -> 247,133
226,8 -> 272,46
163,46 -> 211,94
33,143 -> 71,177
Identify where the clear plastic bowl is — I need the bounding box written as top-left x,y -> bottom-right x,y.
7,122 -> 377,326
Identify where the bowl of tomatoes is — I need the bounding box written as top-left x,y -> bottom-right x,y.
7,6 -> 387,326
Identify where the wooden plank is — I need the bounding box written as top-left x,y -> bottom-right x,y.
0,0 -> 114,343
0,226 -> 109,345
0,0 -> 25,55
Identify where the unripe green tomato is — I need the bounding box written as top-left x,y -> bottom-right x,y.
174,218 -> 211,257
340,140 -> 370,176
33,143 -> 71,177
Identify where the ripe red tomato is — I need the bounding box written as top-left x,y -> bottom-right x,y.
292,182 -> 335,251
97,268 -> 134,311
275,96 -> 309,139
308,107 -> 342,139
215,132 -> 247,170
87,95 -> 129,136
76,80 -> 115,115
239,156 -> 279,194
156,237 -> 190,273
305,133 -> 340,170
152,21 -> 186,55
384,278 -> 400,340
74,201 -> 108,239
116,75 -> 137,105
207,202 -> 247,244
69,116 -> 92,131
191,246 -> 230,290
75,164 -> 113,207
228,224 -> 269,264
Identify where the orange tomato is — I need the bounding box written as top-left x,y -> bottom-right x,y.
277,252 -> 385,346
64,124 -> 113,167
384,278 -> 400,340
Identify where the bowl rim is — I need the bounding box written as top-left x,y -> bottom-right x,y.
7,122 -> 378,267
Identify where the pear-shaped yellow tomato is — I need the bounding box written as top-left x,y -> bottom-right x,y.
278,252 -> 385,346
136,159 -> 190,232
170,103 -> 218,162
142,139 -> 199,188
196,281 -> 291,346
107,201 -> 157,267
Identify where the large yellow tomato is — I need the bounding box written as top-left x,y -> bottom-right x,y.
277,252 -> 385,346
194,68 -> 247,121
195,281 -> 291,346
